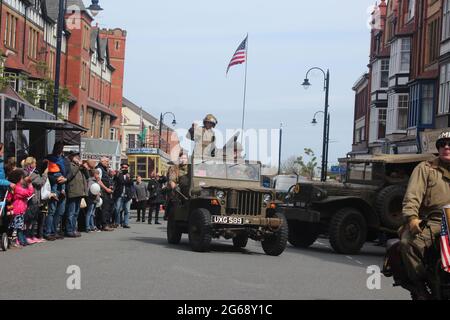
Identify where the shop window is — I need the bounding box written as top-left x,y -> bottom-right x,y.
137,157 -> 147,179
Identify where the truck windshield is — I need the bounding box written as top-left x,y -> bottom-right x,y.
193,161 -> 261,181
274,177 -> 298,192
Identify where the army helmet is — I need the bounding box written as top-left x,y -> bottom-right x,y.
203,114 -> 218,127
436,131 -> 450,149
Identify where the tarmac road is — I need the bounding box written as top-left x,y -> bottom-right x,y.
0,214 -> 409,300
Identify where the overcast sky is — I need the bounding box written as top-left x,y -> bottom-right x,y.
96,0 -> 375,168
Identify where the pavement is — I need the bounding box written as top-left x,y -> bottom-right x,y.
0,213 -> 409,300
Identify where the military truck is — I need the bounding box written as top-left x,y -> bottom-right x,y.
166,158 -> 288,256
278,153 -> 436,254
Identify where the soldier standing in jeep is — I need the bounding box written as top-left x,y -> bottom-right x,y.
186,114 -> 218,161
399,131 -> 450,300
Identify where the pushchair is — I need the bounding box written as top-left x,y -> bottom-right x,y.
0,190 -> 10,251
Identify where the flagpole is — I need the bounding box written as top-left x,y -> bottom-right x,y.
240,34 -> 248,145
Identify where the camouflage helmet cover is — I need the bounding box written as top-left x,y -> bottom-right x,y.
203,114 -> 218,126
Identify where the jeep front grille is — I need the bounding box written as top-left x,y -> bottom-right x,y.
237,191 -> 262,216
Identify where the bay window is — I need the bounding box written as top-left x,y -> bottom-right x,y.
439,63 -> 450,114
443,0 -> 450,41
371,59 -> 389,92
389,38 -> 411,77
369,107 -> 387,143
387,93 -> 408,134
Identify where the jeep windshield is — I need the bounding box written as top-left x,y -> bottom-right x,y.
193,161 -> 261,182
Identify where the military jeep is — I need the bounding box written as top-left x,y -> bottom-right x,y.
166,158 -> 288,256
278,153 -> 436,255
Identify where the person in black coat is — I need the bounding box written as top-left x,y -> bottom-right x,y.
147,173 -> 166,224
113,163 -> 134,228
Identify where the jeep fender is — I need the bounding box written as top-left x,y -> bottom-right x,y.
316,197 -> 380,229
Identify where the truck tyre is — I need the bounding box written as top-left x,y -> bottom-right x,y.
261,212 -> 288,256
167,214 -> 182,244
329,207 -> 367,254
375,185 -> 406,230
233,233 -> 249,248
288,221 -> 319,248
188,208 -> 212,252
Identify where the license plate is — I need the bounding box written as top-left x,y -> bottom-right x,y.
211,216 -> 244,225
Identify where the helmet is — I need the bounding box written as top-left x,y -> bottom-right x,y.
436,131 -> 450,149
203,114 -> 218,127
90,183 -> 101,196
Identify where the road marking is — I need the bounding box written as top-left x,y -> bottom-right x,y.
355,260 -> 364,265
346,256 -> 353,260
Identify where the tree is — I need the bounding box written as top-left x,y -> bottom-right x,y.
280,148 -> 318,180
295,148 -> 318,180
280,155 -> 301,175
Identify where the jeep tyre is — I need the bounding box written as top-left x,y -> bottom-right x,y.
261,212 -> 288,256
233,233 -> 249,248
167,213 -> 182,244
188,208 -> 212,252
329,207 -> 367,254
375,185 -> 406,230
288,221 -> 319,248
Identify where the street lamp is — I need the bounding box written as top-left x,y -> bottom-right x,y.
87,0 -> 104,17
311,111 -> 331,180
159,112 -> 177,153
312,111 -> 324,125
278,123 -> 283,175
302,67 -> 330,182
53,0 -> 103,119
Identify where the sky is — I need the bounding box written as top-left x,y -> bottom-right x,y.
95,0 -> 376,169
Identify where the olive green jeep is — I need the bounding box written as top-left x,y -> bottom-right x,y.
278,153 -> 436,255
166,157 -> 288,256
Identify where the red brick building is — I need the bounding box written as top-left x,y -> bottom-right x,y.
0,0 -> 127,168
351,0 -> 445,156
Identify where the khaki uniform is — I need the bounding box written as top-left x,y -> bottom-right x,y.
187,126 -> 216,160
400,157 -> 450,284
167,164 -> 189,196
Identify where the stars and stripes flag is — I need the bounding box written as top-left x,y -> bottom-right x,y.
226,35 -> 248,75
440,209 -> 450,273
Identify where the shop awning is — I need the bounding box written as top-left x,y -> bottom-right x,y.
7,118 -> 88,132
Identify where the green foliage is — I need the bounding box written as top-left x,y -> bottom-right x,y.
294,148 -> 318,180
0,59 -> 70,118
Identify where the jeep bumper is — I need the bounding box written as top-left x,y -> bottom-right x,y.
277,207 -> 321,223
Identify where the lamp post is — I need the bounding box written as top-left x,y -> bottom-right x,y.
312,111 -> 330,180
302,67 -> 330,182
159,112 -> 177,153
53,0 -> 103,118
278,123 -> 283,175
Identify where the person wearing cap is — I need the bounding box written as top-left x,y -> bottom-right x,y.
64,151 -> 87,238
186,114 -> 218,161
399,131 -> 450,299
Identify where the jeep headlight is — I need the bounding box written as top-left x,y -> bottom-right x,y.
263,194 -> 272,203
216,190 -> 226,200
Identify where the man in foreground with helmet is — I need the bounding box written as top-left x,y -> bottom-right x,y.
187,114 -> 218,161
399,131 -> 450,299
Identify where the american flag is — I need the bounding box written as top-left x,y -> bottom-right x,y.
440,210 -> 450,273
226,35 -> 248,75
